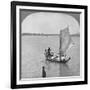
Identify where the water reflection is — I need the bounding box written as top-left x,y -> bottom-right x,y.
59,63 -> 72,76
21,36 -> 80,78
43,60 -> 74,77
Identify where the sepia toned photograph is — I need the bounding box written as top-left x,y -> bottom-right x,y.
11,1 -> 87,89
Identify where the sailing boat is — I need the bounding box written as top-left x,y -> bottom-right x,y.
45,26 -> 74,63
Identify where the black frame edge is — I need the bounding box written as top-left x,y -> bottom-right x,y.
84,6 -> 88,84
11,1 -> 88,9
14,81 -> 87,89
11,1 -> 88,89
11,1 -> 16,89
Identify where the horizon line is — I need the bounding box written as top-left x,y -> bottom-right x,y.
22,33 -> 80,36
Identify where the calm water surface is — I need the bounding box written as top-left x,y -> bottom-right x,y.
21,35 -> 80,78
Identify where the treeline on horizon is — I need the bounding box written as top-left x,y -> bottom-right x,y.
22,33 -> 80,36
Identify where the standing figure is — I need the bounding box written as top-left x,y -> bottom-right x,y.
47,47 -> 53,59
47,47 -> 51,56
42,66 -> 46,78
44,47 -> 54,60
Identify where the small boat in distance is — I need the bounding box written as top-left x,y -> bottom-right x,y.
44,26 -> 74,63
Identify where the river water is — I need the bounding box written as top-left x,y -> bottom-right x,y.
21,35 -> 80,79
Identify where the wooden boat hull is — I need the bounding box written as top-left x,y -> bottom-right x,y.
46,57 -> 71,63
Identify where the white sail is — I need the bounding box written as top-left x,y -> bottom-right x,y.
66,41 -> 75,53
60,26 -> 72,55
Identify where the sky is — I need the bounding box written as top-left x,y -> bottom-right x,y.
21,10 -> 80,35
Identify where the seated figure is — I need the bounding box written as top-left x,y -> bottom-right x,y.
44,47 -> 54,59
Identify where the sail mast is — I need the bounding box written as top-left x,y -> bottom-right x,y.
59,30 -> 61,61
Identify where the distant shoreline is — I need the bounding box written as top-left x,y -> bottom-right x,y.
22,33 -> 80,37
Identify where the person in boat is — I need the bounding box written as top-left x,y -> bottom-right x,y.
47,47 -> 54,59
44,47 -> 54,60
44,49 -> 50,59
48,47 -> 51,55
61,54 -> 71,62
61,54 -> 66,61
